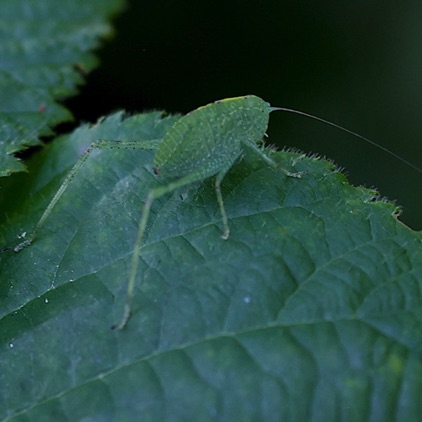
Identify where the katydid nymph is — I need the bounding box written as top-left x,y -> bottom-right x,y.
7,95 -> 422,330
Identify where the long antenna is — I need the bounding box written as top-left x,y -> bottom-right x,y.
270,106 -> 422,174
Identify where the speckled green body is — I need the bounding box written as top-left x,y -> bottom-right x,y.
153,95 -> 272,180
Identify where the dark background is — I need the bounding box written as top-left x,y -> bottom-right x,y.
67,0 -> 422,229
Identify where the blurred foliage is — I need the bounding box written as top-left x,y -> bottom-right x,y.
0,0 -> 124,176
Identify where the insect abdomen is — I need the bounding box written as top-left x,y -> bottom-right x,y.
153,95 -> 271,180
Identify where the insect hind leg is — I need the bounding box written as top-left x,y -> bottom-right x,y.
11,139 -> 160,253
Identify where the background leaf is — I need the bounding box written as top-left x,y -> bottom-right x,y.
0,0 -> 125,176
1,110 -> 421,421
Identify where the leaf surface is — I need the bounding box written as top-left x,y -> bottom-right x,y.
0,111 -> 421,421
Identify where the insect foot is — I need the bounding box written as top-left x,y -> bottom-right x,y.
14,238 -> 32,252
284,169 -> 304,178
1,237 -> 33,253
221,228 -> 230,240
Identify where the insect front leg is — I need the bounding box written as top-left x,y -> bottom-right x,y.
215,168 -> 233,240
244,141 -> 303,178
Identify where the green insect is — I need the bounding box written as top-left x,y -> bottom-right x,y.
9,95 -> 421,329
114,95 -> 302,329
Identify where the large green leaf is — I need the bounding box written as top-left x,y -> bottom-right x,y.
0,111 -> 421,421
0,0 -> 124,176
